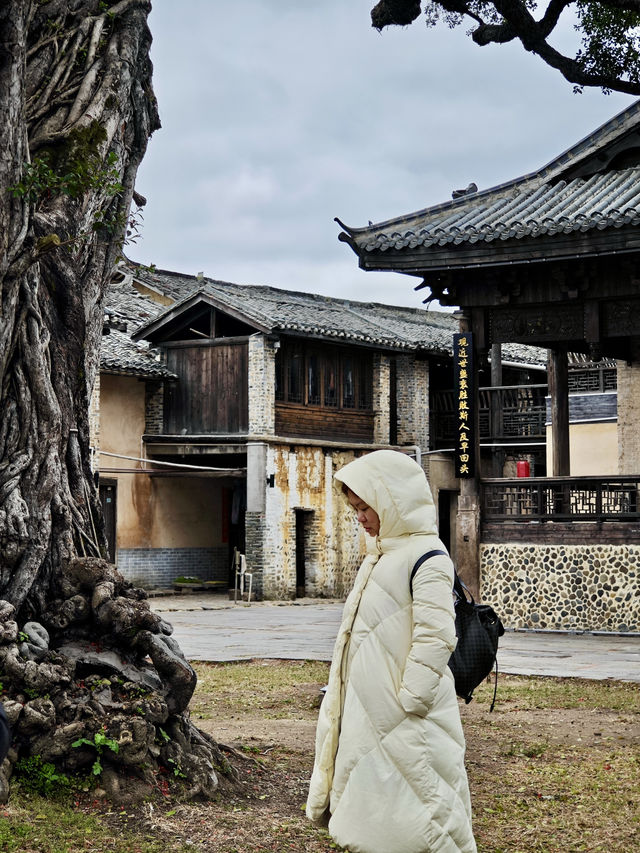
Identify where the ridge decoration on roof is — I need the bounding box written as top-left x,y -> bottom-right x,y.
337,99 -> 640,275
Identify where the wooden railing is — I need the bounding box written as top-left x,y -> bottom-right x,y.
431,385 -> 548,446
482,476 -> 640,522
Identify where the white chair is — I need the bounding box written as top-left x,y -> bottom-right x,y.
233,549 -> 253,605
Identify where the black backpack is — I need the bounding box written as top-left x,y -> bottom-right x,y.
410,549 -> 505,711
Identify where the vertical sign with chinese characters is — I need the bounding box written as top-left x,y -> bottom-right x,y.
453,333 -> 476,479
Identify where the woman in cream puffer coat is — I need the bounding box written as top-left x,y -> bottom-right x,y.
306,450 -> 476,853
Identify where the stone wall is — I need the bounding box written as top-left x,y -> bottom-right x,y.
372,353 -> 390,444
244,511 -> 266,599
481,542 -> 639,632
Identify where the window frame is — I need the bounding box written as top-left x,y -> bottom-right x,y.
275,342 -> 372,411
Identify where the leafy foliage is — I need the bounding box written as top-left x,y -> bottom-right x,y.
14,755 -> 73,797
72,728 -> 120,776
10,122 -> 123,205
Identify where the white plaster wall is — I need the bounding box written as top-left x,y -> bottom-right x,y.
546,421 -> 618,475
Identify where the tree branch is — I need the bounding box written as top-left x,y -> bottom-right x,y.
371,0 -> 640,94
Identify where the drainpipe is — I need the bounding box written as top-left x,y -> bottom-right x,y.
406,445 -> 422,467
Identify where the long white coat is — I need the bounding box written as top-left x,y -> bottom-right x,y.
306,450 -> 476,853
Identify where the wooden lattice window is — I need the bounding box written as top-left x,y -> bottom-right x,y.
275,343 -> 371,410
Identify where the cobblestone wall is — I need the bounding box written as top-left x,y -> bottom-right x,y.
117,545 -> 229,590
481,543 -> 639,632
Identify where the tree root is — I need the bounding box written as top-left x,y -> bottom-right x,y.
0,557 -> 238,804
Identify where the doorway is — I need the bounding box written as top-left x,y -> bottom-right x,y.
99,479 -> 117,562
437,489 -> 459,563
295,509 -> 313,598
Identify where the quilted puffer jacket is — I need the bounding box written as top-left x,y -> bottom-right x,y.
306,450 -> 476,853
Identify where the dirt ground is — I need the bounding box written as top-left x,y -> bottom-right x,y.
82,663 -> 638,853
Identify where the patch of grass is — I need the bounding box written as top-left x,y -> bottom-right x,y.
2,664 -> 638,853
0,794 -> 194,853
191,659 -> 329,720
473,746 -> 640,852
472,672 -> 639,712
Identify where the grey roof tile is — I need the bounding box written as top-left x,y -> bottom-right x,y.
124,260 -> 546,367
100,328 -> 176,379
353,169 -> 640,253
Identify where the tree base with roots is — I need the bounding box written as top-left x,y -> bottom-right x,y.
0,558 -> 237,804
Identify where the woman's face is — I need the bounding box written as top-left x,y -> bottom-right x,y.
346,489 -> 380,537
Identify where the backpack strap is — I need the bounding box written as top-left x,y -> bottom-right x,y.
409,549 -> 448,596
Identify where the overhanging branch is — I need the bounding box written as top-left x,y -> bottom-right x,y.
370,0 -> 640,95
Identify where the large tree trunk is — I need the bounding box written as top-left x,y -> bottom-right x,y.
0,1 -> 233,803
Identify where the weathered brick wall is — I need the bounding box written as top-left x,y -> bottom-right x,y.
372,353 -> 390,444
481,542 -> 639,632
145,380 -> 165,435
617,361 -> 640,474
395,355 -> 429,449
244,511 -> 266,599
248,335 -> 276,435
248,444 -> 364,600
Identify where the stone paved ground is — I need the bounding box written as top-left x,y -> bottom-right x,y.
150,593 -> 640,682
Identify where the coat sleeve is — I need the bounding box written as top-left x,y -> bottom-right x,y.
398,554 -> 457,716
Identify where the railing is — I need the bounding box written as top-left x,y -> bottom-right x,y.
568,364 -> 617,394
431,385 -> 548,446
482,476 -> 640,522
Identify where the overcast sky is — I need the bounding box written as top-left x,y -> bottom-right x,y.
132,0 -> 634,309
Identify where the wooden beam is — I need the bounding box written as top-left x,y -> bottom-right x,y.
548,349 -> 570,476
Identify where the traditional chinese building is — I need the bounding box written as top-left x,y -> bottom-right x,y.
335,100 -> 640,632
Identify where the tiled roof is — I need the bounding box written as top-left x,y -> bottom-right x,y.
201,280 -> 457,354
352,168 -> 640,254
127,262 -> 547,366
100,328 -> 176,379
100,265 -> 179,378
339,100 -> 640,260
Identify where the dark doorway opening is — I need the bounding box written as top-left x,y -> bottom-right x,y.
99,480 -> 117,562
437,489 -> 458,560
226,482 -> 246,588
295,509 -> 313,598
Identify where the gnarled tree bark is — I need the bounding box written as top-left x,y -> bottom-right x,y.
0,0 -> 234,803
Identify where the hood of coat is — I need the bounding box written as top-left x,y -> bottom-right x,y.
335,450 -> 437,541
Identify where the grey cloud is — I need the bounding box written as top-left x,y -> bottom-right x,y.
134,0 -> 634,309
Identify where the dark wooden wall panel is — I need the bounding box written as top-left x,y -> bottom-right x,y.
482,521 -> 640,546
276,403 -> 373,442
164,342 -> 248,434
